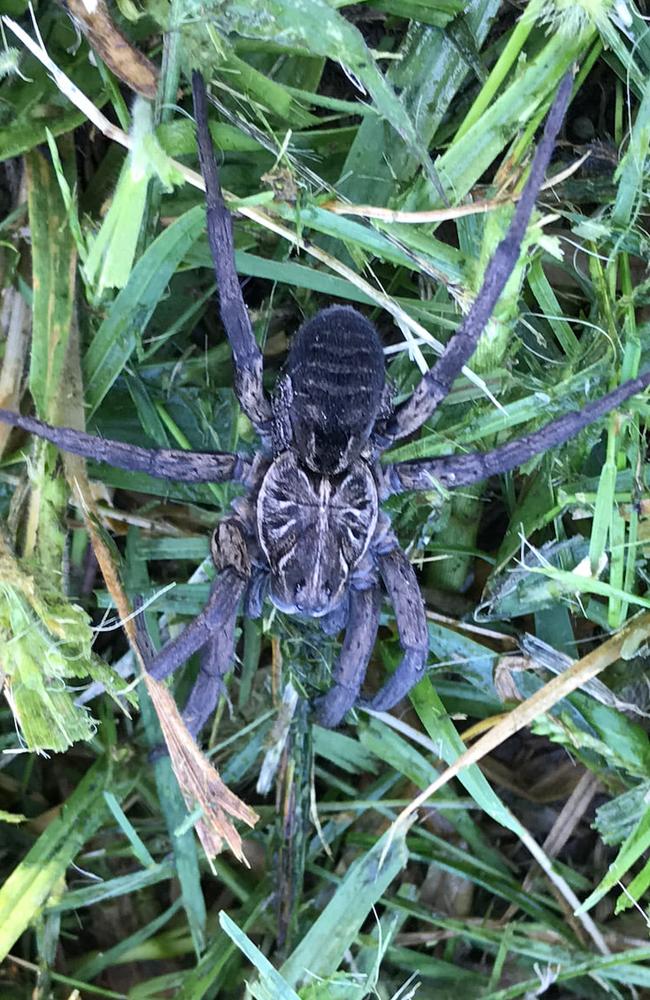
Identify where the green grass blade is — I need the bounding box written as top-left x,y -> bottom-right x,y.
83,205 -> 203,416
219,911 -> 301,1000
280,825 -> 409,988
0,756 -> 132,962
25,144 -> 76,421
577,806 -> 650,915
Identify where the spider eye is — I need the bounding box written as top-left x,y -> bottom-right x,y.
294,578 -> 306,596
323,582 -> 332,598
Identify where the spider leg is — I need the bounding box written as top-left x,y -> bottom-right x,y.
314,587 -> 380,729
380,71 -> 573,446
146,569 -> 245,683
143,519 -> 251,736
192,72 -> 273,435
0,408 -> 248,483
134,586 -> 240,740
360,546 -> 428,713
181,619 -> 239,739
385,369 -> 650,495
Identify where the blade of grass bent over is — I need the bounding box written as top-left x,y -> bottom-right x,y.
383,610 -> 650,863
0,756 -> 133,963
280,822 -> 411,987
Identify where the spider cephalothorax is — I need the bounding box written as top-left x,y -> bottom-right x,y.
1,69 -> 649,735
257,448 -> 379,617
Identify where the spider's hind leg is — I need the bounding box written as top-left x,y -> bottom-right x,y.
314,587 -> 380,728
138,519 -> 251,739
360,544 -> 429,713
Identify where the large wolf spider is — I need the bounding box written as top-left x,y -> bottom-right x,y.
1,71 -> 648,733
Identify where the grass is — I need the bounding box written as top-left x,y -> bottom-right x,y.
1,0 -> 650,996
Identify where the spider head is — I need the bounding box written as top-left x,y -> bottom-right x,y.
257,452 -> 378,618
279,305 -> 386,475
269,561 -> 343,618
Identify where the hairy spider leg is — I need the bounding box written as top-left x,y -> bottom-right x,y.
0,407 -> 247,483
181,622 -> 240,738
386,368 -> 650,495
192,71 -> 273,435
143,520 -> 252,736
314,587 -> 381,728
134,582 -> 242,738
359,545 -> 429,713
145,572 -> 244,682
382,71 -> 574,445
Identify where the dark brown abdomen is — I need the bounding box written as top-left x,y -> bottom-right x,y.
287,306 -> 385,435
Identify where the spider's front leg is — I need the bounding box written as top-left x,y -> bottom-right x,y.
192,72 -> 272,437
141,519 -> 251,739
360,543 -> 429,713
0,408 -> 248,483
314,587 -> 381,729
384,369 -> 650,495
378,71 -> 573,447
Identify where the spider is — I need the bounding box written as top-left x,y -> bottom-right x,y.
1,70 -> 648,734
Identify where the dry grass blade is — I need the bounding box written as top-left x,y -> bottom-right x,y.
529,773 -> 600,893
500,770 -> 603,938
68,446 -> 259,864
59,314 -> 259,866
384,610 -> 650,855
0,288 -> 30,457
64,0 -> 158,97
146,677 -> 259,864
322,153 -> 589,223
369,707 -> 610,954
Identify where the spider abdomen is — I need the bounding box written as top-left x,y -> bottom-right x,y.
283,305 -> 385,474
257,451 -> 378,617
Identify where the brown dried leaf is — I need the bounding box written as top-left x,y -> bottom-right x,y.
494,653 -> 530,703
146,675 -> 259,863
65,0 -> 158,98
60,319 -> 257,864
